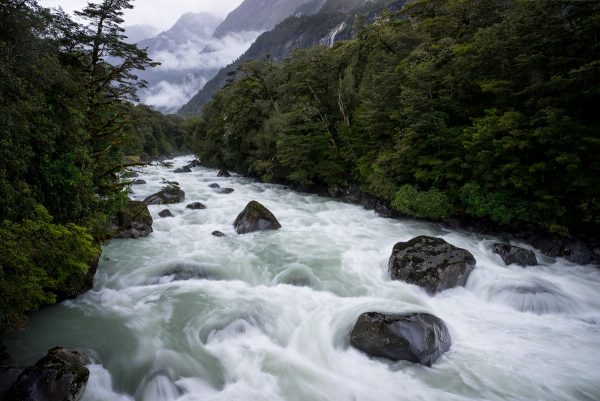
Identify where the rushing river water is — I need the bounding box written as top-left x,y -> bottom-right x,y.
3,156 -> 600,401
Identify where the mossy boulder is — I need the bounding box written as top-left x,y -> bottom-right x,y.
233,201 -> 281,234
144,185 -> 185,205
349,312 -> 451,366
8,347 -> 91,401
115,201 -> 153,238
388,236 -> 476,295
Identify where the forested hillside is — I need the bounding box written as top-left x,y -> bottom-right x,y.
188,0 -> 600,237
0,0 -> 181,332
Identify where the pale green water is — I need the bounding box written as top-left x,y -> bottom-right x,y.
4,156 -> 600,401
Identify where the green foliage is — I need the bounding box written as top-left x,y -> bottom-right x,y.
392,185 -> 453,221
194,0 -> 600,236
0,206 -> 100,332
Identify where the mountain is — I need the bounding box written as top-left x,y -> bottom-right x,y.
135,12 -> 228,113
179,0 -> 403,115
212,0 -> 316,38
124,24 -> 159,44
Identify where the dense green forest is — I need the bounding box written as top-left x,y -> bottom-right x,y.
0,0 -> 182,332
188,0 -> 600,237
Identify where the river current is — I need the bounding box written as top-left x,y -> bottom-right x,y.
4,156 -> 600,401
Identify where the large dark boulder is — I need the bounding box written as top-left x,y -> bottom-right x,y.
217,169 -> 231,177
174,166 -> 192,173
144,185 -> 185,205
233,201 -> 281,234
115,201 -> 153,239
349,312 -> 451,366
388,236 -> 476,295
492,243 -> 537,267
8,347 -> 91,401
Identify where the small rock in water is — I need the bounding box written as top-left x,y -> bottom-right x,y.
388,236 -> 476,295
132,179 -> 146,185
144,185 -> 185,205
233,201 -> 281,234
208,183 -> 220,188
174,166 -> 192,173
349,312 -> 451,366
188,159 -> 202,167
212,231 -> 226,237
492,243 -> 537,266
121,171 -> 139,178
8,347 -> 91,401
217,169 -> 231,177
214,188 -> 234,194
187,202 -> 206,210
159,209 -> 174,218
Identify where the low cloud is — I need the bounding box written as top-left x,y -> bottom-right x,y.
139,31 -> 261,113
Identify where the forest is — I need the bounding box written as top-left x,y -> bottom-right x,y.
0,0 -> 184,332
188,0 -> 600,238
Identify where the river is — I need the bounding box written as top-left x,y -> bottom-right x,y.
3,156 -> 600,401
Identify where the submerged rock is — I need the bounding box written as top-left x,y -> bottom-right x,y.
388,236 -> 476,295
208,183 -> 220,189
144,185 -> 185,205
115,201 -> 153,239
212,231 -> 226,237
8,347 -> 91,401
217,169 -> 231,177
233,201 -> 281,234
492,243 -> 537,267
186,202 -> 206,210
174,166 -> 192,173
159,209 -> 174,218
214,188 -> 234,195
349,312 -> 451,366
132,179 -> 147,185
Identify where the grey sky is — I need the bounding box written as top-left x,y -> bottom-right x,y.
38,0 -> 244,31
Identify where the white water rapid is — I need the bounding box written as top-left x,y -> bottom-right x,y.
4,156 -> 600,401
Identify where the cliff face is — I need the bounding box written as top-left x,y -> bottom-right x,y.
179,0 -> 404,115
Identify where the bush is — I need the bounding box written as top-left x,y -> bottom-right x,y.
0,206 -> 100,332
391,185 -> 453,221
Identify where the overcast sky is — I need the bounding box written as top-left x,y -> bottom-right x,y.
38,0 -> 244,31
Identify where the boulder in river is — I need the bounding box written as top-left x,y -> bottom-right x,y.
214,188 -> 234,195
208,183 -> 220,189
159,209 -> 174,218
217,169 -> 231,177
186,202 -> 206,210
492,243 -> 537,267
212,231 -> 226,237
144,185 -> 185,205
115,201 -> 153,238
349,312 -> 451,366
388,236 -> 476,295
132,179 -> 146,185
174,166 -> 192,173
8,347 -> 91,401
233,201 -> 281,234
188,159 -> 202,167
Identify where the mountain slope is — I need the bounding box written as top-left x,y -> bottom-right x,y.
212,0 -> 315,37
179,0 -> 403,115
